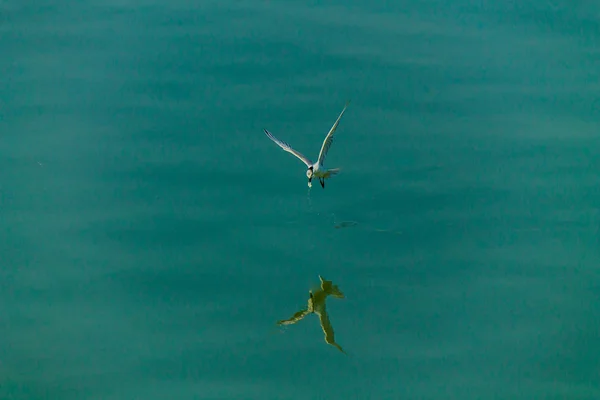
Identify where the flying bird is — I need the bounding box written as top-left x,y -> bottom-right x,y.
263,101 -> 350,188
277,275 -> 346,353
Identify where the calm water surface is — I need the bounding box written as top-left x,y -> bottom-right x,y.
1,0 -> 599,399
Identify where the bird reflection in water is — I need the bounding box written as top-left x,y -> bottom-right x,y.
277,275 -> 346,354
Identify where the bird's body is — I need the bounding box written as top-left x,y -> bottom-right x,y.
277,275 -> 346,353
263,101 -> 349,188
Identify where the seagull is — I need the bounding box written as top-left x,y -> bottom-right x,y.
277,275 -> 346,353
263,101 -> 350,188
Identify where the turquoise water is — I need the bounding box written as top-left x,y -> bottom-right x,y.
2,1 -> 600,398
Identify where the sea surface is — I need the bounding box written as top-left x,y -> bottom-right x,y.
1,1 -> 599,399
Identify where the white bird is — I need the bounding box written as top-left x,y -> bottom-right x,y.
263,101 -> 350,188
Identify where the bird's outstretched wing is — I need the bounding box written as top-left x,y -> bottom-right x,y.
277,308 -> 310,326
317,101 -> 350,166
264,129 -> 313,167
316,306 -> 346,354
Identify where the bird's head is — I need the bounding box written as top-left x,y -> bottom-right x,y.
306,166 -> 314,187
306,166 -> 313,179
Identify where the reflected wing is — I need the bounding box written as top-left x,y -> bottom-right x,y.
317,101 -> 350,166
264,129 -> 313,167
277,308 -> 310,326
316,306 -> 345,354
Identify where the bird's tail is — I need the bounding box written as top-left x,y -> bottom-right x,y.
325,168 -> 341,177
